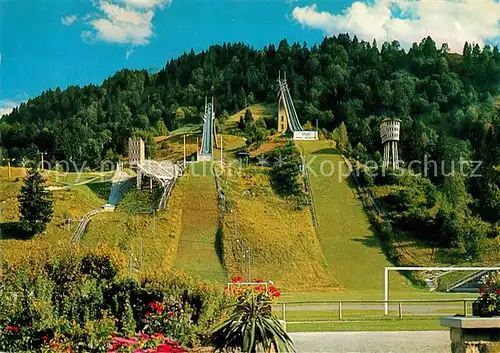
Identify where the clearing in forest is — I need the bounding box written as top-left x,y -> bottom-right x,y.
299,140 -> 412,292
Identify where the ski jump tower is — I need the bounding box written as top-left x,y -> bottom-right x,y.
198,97 -> 218,161
380,118 -> 401,169
277,72 -> 318,140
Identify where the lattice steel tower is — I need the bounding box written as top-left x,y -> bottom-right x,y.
380,118 -> 401,169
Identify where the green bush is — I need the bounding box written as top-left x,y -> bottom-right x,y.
268,142 -> 305,200
356,167 -> 375,187
0,248 -> 227,352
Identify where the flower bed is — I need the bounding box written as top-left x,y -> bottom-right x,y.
472,272 -> 500,317
0,248 -> 228,352
107,333 -> 186,353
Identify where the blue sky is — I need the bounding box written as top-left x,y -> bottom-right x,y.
1,0 -> 499,116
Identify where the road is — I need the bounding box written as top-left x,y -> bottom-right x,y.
280,302 -> 470,315
289,331 -> 450,353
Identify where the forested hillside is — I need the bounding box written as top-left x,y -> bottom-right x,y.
1,35 -> 499,167
1,34 -> 500,263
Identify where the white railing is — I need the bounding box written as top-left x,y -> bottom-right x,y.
70,208 -> 105,244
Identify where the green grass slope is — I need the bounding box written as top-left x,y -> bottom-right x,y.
0,167 -> 107,263
173,163 -> 227,283
299,140 -> 412,292
227,103 -> 276,124
82,187 -> 183,271
220,164 -> 339,291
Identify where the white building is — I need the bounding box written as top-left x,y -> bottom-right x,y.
380,118 -> 401,169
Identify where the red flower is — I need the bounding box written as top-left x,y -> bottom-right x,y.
6,326 -> 19,333
231,276 -> 242,284
272,290 -> 281,298
148,302 -> 164,314
479,287 -> 486,293
168,311 -> 175,317
156,343 -> 187,353
254,286 -> 261,291
496,289 -> 500,295
138,333 -> 149,340
112,336 -> 137,346
255,279 -> 263,283
42,335 -> 49,342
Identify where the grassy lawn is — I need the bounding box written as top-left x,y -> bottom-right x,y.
219,163 -> 339,291
44,171 -> 113,186
82,189 -> 183,271
273,300 -> 474,332
279,289 -> 476,302
0,170 -> 106,263
285,317 -> 446,332
156,133 -> 200,161
227,103 -> 276,124
173,163 -> 226,283
248,135 -> 287,157
166,124 -> 203,136
298,140 -> 412,292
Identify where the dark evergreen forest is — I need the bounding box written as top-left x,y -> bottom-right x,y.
2,35 -> 499,168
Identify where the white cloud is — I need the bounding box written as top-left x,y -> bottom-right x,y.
125,48 -> 135,59
81,30 -> 94,43
122,0 -> 171,9
61,14 -> 78,26
0,100 -> 20,118
292,0 -> 500,53
79,0 -> 169,46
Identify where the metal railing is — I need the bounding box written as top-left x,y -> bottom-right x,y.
445,264 -> 500,292
70,208 -> 105,244
301,155 -> 318,228
276,298 -> 478,325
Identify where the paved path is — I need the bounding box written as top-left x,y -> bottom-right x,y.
289,331 -> 449,353
282,302 -> 470,314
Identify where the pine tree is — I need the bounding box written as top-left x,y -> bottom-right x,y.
18,168 -> 54,235
337,122 -> 349,153
155,119 -> 169,137
244,109 -> 253,125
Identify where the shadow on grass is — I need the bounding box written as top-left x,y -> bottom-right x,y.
0,222 -> 32,240
346,173 -> 359,190
214,227 -> 225,272
353,230 -> 427,288
352,233 -> 384,249
87,181 -> 112,201
165,134 -> 200,144
311,148 -> 340,155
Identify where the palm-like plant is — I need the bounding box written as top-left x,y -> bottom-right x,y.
209,284 -> 294,353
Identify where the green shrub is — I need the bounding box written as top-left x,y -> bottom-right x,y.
0,248 -> 227,352
268,142 -> 304,199
356,167 -> 374,187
